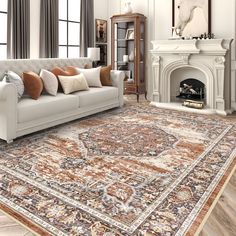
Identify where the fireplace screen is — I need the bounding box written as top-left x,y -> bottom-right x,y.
176,78 -> 205,100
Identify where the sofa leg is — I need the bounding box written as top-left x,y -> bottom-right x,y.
7,139 -> 13,144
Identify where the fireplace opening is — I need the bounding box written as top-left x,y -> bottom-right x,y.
176,78 -> 205,101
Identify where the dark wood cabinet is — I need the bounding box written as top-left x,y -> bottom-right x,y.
111,13 -> 146,102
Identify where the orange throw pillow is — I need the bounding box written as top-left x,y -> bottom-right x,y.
100,65 -> 112,86
22,72 -> 43,100
64,66 -> 80,75
51,67 -> 78,91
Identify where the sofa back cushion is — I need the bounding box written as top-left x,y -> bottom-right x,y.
22,72 -> 43,100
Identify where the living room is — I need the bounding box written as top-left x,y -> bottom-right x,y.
0,0 -> 235,235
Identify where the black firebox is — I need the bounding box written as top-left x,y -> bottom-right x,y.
176,78 -> 205,100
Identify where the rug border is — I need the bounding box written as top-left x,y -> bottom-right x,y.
187,156 -> 236,236
0,203 -> 52,236
0,157 -> 235,236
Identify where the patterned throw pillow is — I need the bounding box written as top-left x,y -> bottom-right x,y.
3,71 -> 24,99
40,69 -> 58,96
22,72 -> 43,100
58,74 -> 89,94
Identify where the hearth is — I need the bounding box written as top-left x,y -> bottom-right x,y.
176,78 -> 205,101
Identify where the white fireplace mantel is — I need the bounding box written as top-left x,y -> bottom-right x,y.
150,39 -> 234,115
151,39 -> 231,55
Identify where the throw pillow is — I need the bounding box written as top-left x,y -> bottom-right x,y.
40,69 -> 58,96
84,64 -> 92,69
64,66 -> 80,75
100,65 -> 112,86
75,67 -> 102,87
51,66 -> 78,77
22,72 -> 43,100
3,71 -> 24,99
51,67 -> 78,91
58,74 -> 89,94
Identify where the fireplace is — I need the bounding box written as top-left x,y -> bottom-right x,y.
150,39 -> 233,115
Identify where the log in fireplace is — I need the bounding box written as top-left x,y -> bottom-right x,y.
176,79 -> 205,101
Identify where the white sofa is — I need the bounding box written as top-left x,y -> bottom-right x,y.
0,58 -> 125,143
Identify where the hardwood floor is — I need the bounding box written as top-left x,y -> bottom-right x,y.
0,211 -> 34,236
199,171 -> 236,236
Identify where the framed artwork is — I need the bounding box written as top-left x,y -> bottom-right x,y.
96,19 -> 107,43
125,28 -> 134,40
96,44 -> 107,66
172,0 -> 211,37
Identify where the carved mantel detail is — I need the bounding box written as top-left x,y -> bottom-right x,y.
215,56 -> 226,65
181,54 -> 191,65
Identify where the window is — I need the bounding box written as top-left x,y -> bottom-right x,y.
59,0 -> 81,58
0,0 -> 8,59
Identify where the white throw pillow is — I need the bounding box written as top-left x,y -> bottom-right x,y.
40,69 -> 58,96
58,74 -> 89,94
3,71 -> 24,99
75,67 -> 102,87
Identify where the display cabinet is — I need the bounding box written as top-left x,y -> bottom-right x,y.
111,13 -> 146,102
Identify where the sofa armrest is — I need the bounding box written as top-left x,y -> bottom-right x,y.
0,82 -> 18,142
110,70 -> 125,107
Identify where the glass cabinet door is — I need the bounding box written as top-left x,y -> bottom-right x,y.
114,21 -> 135,85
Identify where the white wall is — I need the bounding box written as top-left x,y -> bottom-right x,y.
30,0 -> 40,59
107,0 -> 236,105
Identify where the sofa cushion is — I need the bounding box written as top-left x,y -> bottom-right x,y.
17,93 -> 79,123
74,86 -> 119,108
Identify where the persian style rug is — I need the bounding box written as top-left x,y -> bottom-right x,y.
0,102 -> 235,236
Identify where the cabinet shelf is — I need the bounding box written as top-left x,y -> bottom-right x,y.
115,39 -> 144,41
115,61 -> 144,64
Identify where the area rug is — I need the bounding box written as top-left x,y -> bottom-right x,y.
0,102 -> 235,236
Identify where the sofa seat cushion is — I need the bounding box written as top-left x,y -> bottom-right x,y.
18,93 -> 79,123
74,86 -> 119,108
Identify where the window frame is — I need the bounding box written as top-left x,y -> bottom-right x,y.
0,10 -> 7,58
58,0 -> 80,58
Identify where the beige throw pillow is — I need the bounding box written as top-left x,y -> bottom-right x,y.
58,74 -> 89,94
74,67 -> 102,87
40,69 -> 58,96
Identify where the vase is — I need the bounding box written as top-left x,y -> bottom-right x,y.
123,55 -> 129,63
124,2 -> 132,14
129,50 -> 134,62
